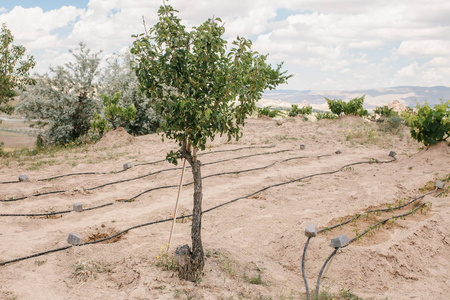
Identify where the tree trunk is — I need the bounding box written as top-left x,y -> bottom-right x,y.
175,147 -> 204,282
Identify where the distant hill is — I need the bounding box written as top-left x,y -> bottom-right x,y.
262,86 -> 450,110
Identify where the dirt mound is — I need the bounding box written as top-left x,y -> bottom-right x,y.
93,127 -> 134,149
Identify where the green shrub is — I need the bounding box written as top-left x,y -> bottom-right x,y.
403,100 -> 450,146
326,95 -> 368,117
325,98 -> 345,116
374,105 -> 397,118
257,106 -> 283,118
289,104 -> 312,117
91,92 -> 136,137
316,111 -> 338,120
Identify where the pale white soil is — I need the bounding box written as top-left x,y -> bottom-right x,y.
0,116 -> 449,300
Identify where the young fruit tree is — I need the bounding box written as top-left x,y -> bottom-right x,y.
0,23 -> 36,115
131,4 -> 291,281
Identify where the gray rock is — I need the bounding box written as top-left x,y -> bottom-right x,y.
300,144 -> 306,150
435,180 -> 445,189
19,174 -> 29,182
388,150 -> 396,158
330,235 -> 349,248
305,223 -> 317,237
335,150 -> 342,154
73,203 -> 83,212
67,233 -> 83,246
123,162 -> 132,170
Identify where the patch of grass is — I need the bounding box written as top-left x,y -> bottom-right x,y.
71,260 -> 112,283
214,250 -> 236,277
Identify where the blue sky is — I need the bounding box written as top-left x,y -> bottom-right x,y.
1,0 -> 450,91
0,1 -> 89,11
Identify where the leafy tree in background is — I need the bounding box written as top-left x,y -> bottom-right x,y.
131,3 -> 290,281
99,52 -> 161,135
0,23 -> 36,115
17,43 -> 101,144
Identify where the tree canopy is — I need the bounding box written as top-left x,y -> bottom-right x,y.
131,4 -> 291,163
0,23 -> 36,114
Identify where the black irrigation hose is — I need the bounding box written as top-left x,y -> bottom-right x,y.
0,145 -> 277,184
347,202 -> 428,246
37,172 -> 104,182
302,236 -> 312,300
0,156 -> 395,265
0,246 -> 73,266
0,190 -> 66,202
435,186 -> 449,197
317,187 -> 438,234
0,180 -> 20,184
312,188 -> 443,297
0,148 -> 291,202
315,247 -> 338,298
1,156 -> 299,216
134,144 -> 277,167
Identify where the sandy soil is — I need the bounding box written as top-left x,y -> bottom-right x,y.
0,117 -> 449,300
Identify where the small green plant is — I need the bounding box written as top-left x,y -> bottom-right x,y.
403,100 -> 450,146
156,245 -> 177,270
374,105 -> 396,118
258,106 -> 284,118
316,111 -> 337,120
289,104 -> 312,117
91,92 -> 136,137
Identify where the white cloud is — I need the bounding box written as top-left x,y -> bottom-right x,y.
397,40 -> 450,57
1,0 -> 450,90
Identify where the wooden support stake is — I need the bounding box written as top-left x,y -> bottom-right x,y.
168,158 -> 187,252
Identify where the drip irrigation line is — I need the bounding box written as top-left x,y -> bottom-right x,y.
435,186 -> 449,197
0,156 -> 395,265
0,246 -> 73,266
134,144 -> 277,167
302,236 -> 312,300
1,160 -> 283,216
317,188 -> 438,234
315,247 -> 338,298
347,202 -> 428,246
203,157 -> 396,214
0,190 -> 66,203
0,148 -> 291,202
37,172 -> 104,182
0,180 -> 20,184
0,217 -> 175,266
311,187 -> 442,296
0,145 -> 278,184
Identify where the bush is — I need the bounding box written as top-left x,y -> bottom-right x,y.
403,100 -> 450,146
91,92 -> 136,137
316,111 -> 338,120
326,95 -> 368,117
257,106 -> 283,118
289,104 -> 312,117
374,105 -> 397,118
17,43 -> 101,145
